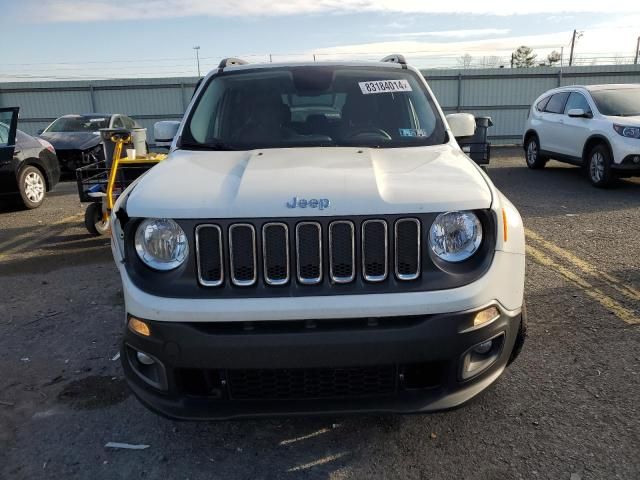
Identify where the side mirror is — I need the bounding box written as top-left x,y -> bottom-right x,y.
568,108 -> 592,119
153,121 -> 181,144
36,128 -> 44,135
446,113 -> 476,139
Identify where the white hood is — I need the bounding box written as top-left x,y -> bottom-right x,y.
606,115 -> 640,125
126,144 -> 492,218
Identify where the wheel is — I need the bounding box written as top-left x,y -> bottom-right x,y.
586,144 -> 615,187
524,135 -> 547,169
18,166 -> 46,209
84,202 -> 110,236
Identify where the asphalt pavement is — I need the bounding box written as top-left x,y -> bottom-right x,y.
0,149 -> 638,480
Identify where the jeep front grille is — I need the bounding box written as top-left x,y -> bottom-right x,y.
195,217 -> 423,288
229,224 -> 257,286
329,221 -> 355,283
394,218 -> 421,281
296,222 -> 323,284
362,219 -> 388,282
262,223 -> 289,286
195,225 -> 224,287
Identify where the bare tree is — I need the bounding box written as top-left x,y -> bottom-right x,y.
456,54 -> 474,69
478,56 -> 502,68
613,54 -> 628,65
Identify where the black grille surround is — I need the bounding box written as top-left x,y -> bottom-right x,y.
123,211 -> 497,299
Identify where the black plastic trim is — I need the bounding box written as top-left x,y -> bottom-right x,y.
123,211 -> 496,299
120,307 -> 522,419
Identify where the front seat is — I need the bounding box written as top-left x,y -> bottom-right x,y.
236,92 -> 291,143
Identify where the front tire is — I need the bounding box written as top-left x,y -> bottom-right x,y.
18,166 -> 46,209
586,144 -> 615,188
524,135 -> 547,169
84,202 -> 110,236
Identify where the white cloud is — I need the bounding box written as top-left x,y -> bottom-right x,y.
23,0 -> 640,22
382,29 -> 511,39
310,25 -> 640,65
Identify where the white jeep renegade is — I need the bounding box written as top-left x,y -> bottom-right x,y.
111,56 -> 526,419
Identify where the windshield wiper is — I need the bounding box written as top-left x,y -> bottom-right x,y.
180,140 -> 237,151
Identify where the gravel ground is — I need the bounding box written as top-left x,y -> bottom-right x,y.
0,149 -> 638,480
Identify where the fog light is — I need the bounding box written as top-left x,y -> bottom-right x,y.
128,317 -> 151,337
136,352 -> 155,365
473,340 -> 493,355
460,332 -> 506,381
473,306 -> 500,327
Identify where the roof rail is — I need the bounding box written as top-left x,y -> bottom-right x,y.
380,54 -> 407,68
218,57 -> 249,72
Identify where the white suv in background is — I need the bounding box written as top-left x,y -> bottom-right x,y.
523,84 -> 640,187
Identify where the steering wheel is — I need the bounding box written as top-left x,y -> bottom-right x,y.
345,127 -> 392,141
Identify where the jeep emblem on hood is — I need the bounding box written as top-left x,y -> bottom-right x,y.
286,197 -> 330,210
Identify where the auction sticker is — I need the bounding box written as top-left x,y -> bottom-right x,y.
399,128 -> 429,137
359,79 -> 412,95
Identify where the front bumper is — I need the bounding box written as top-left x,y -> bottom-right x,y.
121,305 -> 524,420
612,154 -> 640,176
612,137 -> 640,175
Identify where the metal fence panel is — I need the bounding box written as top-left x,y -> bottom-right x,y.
1,66 -> 639,144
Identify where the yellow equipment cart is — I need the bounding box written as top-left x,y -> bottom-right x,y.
76,132 -> 166,235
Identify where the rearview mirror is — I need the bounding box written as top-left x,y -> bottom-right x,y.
568,108 -> 592,118
446,113 -> 476,139
154,121 -> 181,144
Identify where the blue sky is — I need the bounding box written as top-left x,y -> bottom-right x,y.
2,1 -> 640,80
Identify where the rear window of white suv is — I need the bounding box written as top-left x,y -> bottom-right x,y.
544,92 -> 570,114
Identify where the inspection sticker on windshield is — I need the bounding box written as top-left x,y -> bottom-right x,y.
399,128 -> 428,137
359,79 -> 412,95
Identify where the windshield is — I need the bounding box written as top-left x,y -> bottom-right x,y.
591,88 -> 640,117
183,66 -> 447,150
45,116 -> 109,133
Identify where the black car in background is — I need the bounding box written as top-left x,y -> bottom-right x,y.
39,113 -> 139,171
1,107 -> 60,209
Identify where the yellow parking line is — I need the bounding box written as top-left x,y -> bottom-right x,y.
527,244 -> 638,325
287,452 -> 349,472
0,213 -> 83,260
526,228 -> 640,303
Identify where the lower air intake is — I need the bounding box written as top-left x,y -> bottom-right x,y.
228,365 -> 397,400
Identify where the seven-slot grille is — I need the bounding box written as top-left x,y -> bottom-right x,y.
195,218 -> 422,288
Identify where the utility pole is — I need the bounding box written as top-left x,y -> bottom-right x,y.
193,46 -> 201,77
569,30 -> 583,66
635,36 -> 640,64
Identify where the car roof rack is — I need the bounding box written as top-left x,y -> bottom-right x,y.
380,54 -> 407,68
218,57 -> 249,72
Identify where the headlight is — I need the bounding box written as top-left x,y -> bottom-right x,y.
613,124 -> 640,139
429,211 -> 482,262
134,218 -> 189,270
